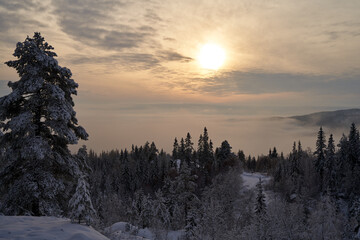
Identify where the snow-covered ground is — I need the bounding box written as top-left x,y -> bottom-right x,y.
241,171 -> 273,205
0,216 -> 184,240
241,172 -> 271,189
0,216 -> 109,240
105,222 -> 184,240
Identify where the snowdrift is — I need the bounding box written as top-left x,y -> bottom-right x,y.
104,221 -> 184,240
0,216 -> 109,240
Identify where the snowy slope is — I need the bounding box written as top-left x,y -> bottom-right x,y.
0,216 -> 109,240
104,222 -> 184,240
241,171 -> 273,205
241,172 -> 270,189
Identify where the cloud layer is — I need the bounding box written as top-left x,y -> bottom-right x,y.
1,0 -> 360,155
181,71 -> 360,95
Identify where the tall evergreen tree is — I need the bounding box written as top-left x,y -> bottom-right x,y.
149,141 -> 158,162
292,141 -> 297,155
348,123 -> 360,195
0,33 -> 88,216
197,127 -> 214,185
255,178 -> 267,217
184,208 -> 198,240
172,137 -> 179,160
290,142 -> 298,175
272,147 -> 278,158
179,138 -> 185,161
151,189 -> 170,231
249,177 -> 271,240
238,150 -> 245,164
215,140 -> 232,172
290,141 -> 301,191
120,149 -> 132,193
314,127 -> 326,191
348,123 -> 360,169
198,127 -> 212,167
336,134 -> 349,194
297,141 -> 303,159
68,175 -> 96,225
184,132 -> 194,166
324,134 -> 336,194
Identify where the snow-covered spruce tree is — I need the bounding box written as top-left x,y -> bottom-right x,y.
151,190 -> 170,230
68,146 -> 97,225
68,175 -> 96,225
255,178 -> 266,217
250,177 -> 270,239
129,189 -> 152,229
0,33 -> 88,216
184,209 -> 198,240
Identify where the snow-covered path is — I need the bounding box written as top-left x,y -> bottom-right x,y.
241,171 -> 274,205
0,216 -> 109,240
241,172 -> 271,189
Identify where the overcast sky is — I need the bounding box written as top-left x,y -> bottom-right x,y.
0,0 -> 359,155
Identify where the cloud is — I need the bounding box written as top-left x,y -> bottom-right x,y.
322,29 -> 360,43
0,80 -> 11,96
66,53 -> 159,71
144,9 -> 162,23
83,102 -> 269,117
66,49 -> 193,71
163,37 -> 176,42
157,50 -> 193,62
180,71 -> 360,96
52,0 -> 157,51
0,2 -> 48,45
50,0 -> 192,69
0,11 -> 47,33
58,19 -> 153,51
328,20 -> 360,37
0,80 -> 8,87
0,0 -> 41,11
0,12 -> 13,33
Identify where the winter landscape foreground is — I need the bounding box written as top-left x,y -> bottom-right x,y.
0,172 -> 267,240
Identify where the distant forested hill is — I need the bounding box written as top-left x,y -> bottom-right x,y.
287,109 -> 360,128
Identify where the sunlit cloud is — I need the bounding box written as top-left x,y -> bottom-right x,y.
1,0 -> 360,154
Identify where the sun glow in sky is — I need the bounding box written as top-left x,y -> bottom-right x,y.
198,44 -> 226,70
0,0 -> 360,155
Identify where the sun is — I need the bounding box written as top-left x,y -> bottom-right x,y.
198,43 -> 226,70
